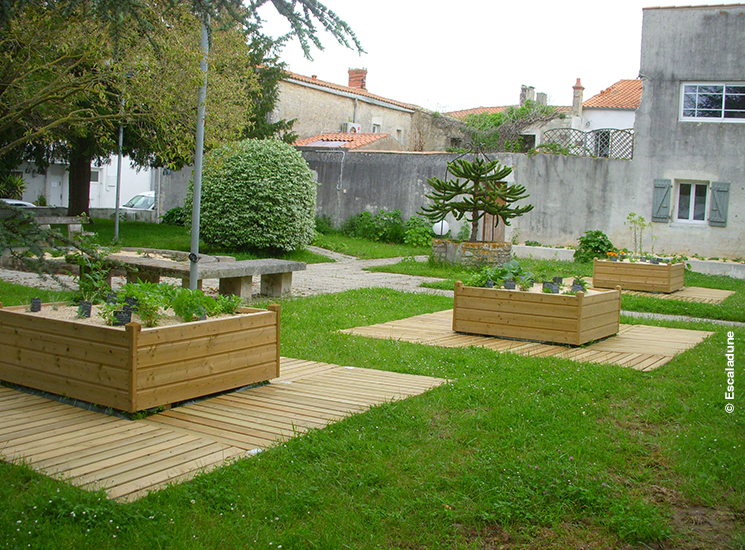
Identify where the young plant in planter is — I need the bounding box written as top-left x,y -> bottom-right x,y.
420,153 -> 534,243
116,282 -> 168,328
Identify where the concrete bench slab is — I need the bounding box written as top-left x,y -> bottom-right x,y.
112,252 -> 306,299
35,216 -> 87,239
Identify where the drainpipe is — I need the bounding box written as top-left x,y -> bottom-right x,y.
353,98 -> 359,124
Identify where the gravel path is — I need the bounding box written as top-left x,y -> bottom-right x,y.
0,247 -> 453,299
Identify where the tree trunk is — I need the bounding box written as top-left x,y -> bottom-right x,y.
470,211 -> 479,243
67,148 -> 91,217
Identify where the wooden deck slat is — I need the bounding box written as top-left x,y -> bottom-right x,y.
341,309 -> 713,370
0,357 -> 446,501
622,286 -> 734,304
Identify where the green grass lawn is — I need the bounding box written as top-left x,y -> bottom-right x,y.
368,257 -> 745,323
88,218 -> 333,264
0,279 -> 76,306
312,232 -> 431,259
0,287 -> 743,549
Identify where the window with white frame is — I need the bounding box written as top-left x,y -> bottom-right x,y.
681,83 -> 745,121
676,181 -> 708,222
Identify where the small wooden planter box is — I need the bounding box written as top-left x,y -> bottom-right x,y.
453,282 -> 621,346
0,304 -> 280,413
593,258 -> 685,293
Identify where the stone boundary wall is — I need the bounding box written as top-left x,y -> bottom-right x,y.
432,240 -> 512,268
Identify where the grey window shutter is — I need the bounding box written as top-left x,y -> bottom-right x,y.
709,182 -> 730,227
652,179 -> 672,222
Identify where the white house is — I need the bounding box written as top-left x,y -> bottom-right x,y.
18,155 -> 159,212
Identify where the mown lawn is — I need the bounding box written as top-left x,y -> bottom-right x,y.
0,287 -> 743,549
368,257 -> 745,323
87,218 -> 334,264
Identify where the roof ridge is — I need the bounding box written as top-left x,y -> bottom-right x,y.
284,70 -> 418,111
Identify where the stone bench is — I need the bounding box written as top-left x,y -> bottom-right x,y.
35,216 -> 88,239
117,255 -> 306,298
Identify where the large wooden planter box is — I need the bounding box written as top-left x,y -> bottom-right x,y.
453,282 -> 620,346
593,258 -> 685,293
0,304 -> 280,413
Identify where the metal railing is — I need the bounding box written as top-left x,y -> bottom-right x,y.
541,128 -> 634,160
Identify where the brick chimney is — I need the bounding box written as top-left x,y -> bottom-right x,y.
348,68 -> 367,90
572,78 -> 584,117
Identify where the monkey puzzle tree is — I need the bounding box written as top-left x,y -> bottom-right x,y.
420,155 -> 534,243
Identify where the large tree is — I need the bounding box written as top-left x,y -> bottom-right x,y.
1,0 -> 361,214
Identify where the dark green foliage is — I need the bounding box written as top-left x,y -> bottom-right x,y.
0,173 -> 26,199
193,139 -> 316,252
420,156 -> 533,242
241,34 -> 298,143
159,206 -> 187,226
574,230 -> 617,263
314,214 -> 335,234
341,209 -> 406,244
0,202 -> 116,291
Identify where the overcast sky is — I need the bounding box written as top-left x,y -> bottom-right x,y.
259,0 -> 737,113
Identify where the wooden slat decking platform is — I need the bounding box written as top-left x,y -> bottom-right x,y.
0,358 -> 446,501
621,286 -> 734,304
341,310 -> 713,371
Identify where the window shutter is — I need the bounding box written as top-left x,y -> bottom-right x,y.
652,179 -> 672,222
709,182 -> 730,227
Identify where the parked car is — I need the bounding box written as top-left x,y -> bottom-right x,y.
0,198 -> 37,208
121,191 -> 155,211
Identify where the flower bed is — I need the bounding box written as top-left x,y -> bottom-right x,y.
0,303 -> 280,413
453,281 -> 621,346
593,258 -> 685,293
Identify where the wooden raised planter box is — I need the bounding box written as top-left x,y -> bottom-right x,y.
453,281 -> 621,346
0,304 -> 280,413
593,258 -> 685,293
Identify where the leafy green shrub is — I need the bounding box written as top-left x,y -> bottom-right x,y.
574,230 -> 617,263
341,209 -> 406,244
191,139 -> 316,251
404,215 -> 434,247
160,206 -> 187,226
0,174 -> 27,200
315,214 -> 335,234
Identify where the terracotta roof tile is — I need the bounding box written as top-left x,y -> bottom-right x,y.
583,79 -> 642,110
294,132 -> 393,149
447,106 -> 508,118
447,105 -> 570,119
284,71 -> 417,111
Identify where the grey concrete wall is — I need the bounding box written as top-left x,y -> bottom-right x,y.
300,149 -> 460,227
300,145 -> 736,258
632,5 -> 745,257
158,168 -> 193,214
